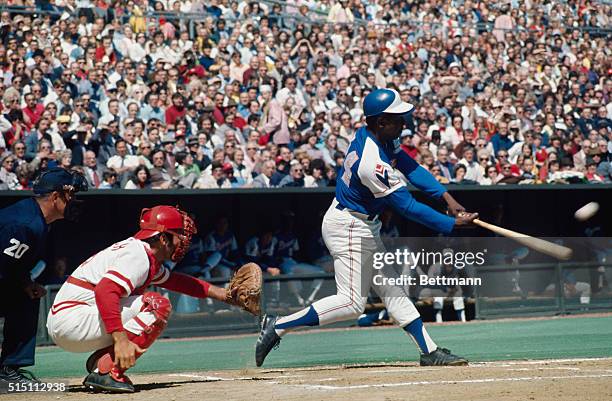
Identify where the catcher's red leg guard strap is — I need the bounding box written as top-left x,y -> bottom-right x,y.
97,293 -> 172,375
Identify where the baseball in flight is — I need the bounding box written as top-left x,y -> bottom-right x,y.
574,202 -> 600,222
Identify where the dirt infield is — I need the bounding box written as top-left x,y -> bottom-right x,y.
15,357 -> 612,401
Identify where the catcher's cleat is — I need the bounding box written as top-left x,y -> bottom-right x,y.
86,347 -> 112,373
255,314 -> 281,367
420,347 -> 468,366
83,370 -> 135,393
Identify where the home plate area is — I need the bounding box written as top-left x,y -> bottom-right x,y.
22,357 -> 612,401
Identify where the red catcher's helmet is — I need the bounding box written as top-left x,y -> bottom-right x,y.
134,205 -> 197,262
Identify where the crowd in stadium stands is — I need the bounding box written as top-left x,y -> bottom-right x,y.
0,0 -> 610,191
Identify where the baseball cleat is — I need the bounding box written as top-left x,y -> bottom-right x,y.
420,348 -> 468,366
83,371 -> 135,393
0,366 -> 40,393
255,314 -> 281,367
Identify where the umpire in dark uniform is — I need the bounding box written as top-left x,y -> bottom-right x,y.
0,168 -> 87,387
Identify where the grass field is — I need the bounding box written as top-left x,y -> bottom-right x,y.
33,314 -> 612,378
6,314 -> 609,400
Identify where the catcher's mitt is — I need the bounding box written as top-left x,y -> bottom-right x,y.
226,263 -> 263,316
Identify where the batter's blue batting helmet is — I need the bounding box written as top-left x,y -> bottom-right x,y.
363,88 -> 414,117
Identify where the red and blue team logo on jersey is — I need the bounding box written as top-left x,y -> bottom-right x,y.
375,163 -> 391,188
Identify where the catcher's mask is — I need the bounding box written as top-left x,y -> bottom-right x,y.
134,205 -> 197,262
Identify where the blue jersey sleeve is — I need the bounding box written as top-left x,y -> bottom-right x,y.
384,187 -> 455,234
394,151 -> 447,199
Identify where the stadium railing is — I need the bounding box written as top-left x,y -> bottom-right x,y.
475,261 -> 612,319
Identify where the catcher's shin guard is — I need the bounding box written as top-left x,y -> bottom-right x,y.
90,292 -> 172,379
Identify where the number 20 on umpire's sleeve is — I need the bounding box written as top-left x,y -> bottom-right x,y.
3,238 -> 30,259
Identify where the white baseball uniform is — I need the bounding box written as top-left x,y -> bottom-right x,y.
275,126 -> 457,353
47,238 -> 171,353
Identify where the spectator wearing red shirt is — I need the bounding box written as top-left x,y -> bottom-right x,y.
165,93 -> 186,129
212,92 -> 225,125
2,90 -> 27,147
495,150 -> 521,175
95,36 -> 117,64
400,130 -> 419,159
224,102 -> 246,131
179,51 -> 206,84
22,93 -> 44,130
397,32 -> 413,54
242,58 -> 259,85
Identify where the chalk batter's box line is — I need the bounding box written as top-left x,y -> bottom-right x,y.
266,358 -> 612,390
277,373 -> 612,391
164,357 -> 612,388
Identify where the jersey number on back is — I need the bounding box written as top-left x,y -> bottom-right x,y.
341,151 -> 359,186
3,238 -> 30,259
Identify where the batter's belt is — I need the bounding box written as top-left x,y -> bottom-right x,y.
334,202 -> 379,221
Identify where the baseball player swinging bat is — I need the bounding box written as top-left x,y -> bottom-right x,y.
469,216 -> 573,260
256,88 -> 479,368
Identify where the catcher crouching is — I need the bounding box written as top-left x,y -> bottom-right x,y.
46,205 -> 262,393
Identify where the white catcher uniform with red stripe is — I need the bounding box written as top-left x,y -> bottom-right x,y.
47,205 -> 212,393
47,237 -> 171,352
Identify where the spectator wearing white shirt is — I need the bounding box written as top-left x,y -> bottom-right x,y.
457,147 -> 484,183
327,0 -> 354,23
105,139 -> 140,185
231,148 -> 253,185
275,76 -> 306,116
117,26 -> 144,63
427,113 -> 459,147
195,160 -> 232,189
252,160 -> 276,188
461,96 -> 488,130
243,141 -> 260,172
406,69 -> 431,95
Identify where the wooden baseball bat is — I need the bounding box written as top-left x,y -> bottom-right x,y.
472,218 -> 573,261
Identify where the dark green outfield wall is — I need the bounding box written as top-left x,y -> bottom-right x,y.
0,185 -> 610,271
